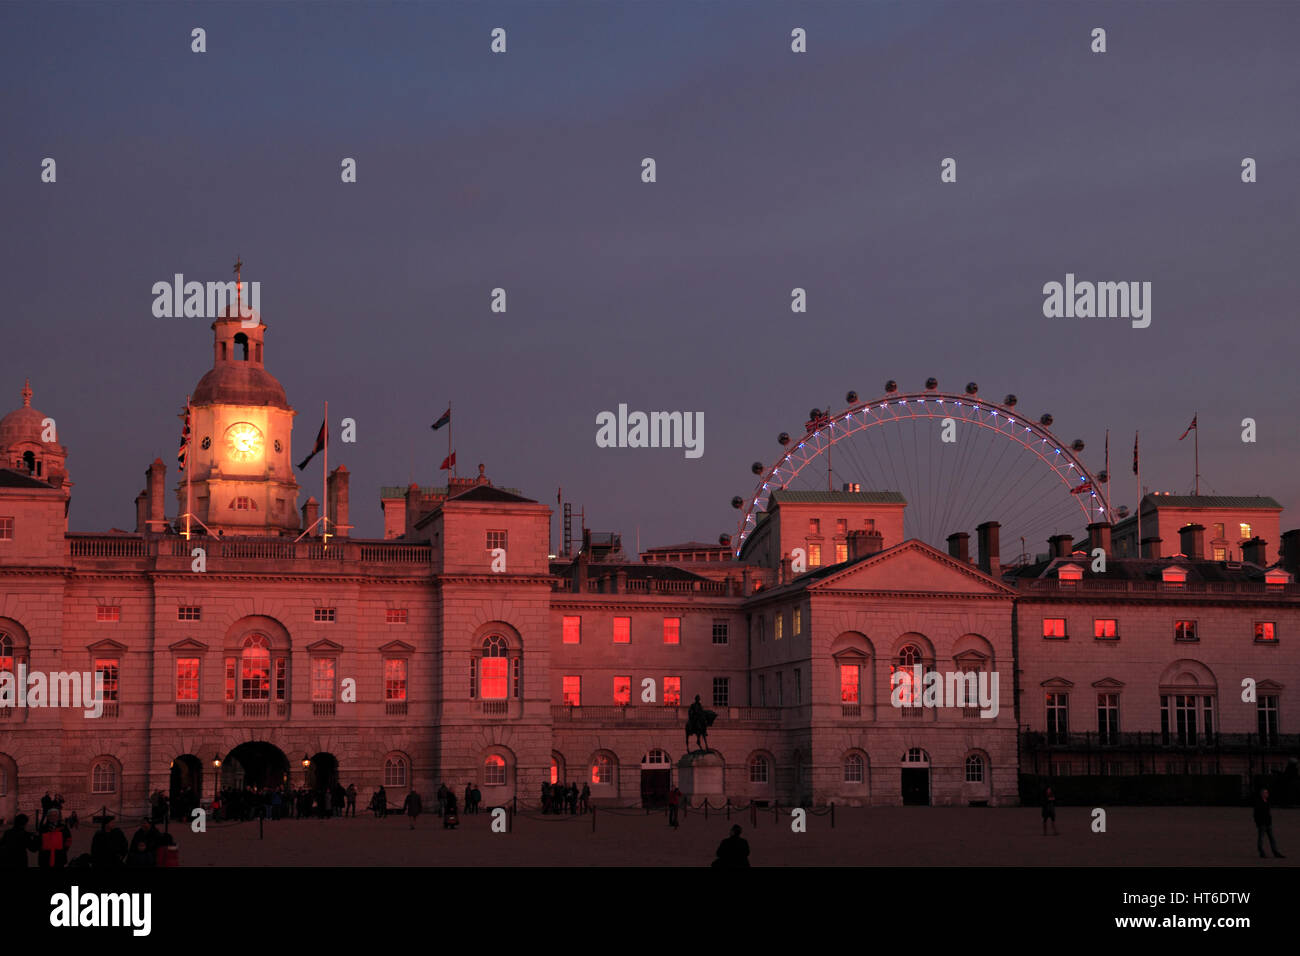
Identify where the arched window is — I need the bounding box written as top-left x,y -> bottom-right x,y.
904,747 -> 929,764
643,749 -> 671,768
898,644 -> 922,666
0,633 -> 13,674
550,757 -> 558,785
591,754 -> 613,785
844,753 -> 864,783
480,636 -> 508,699
484,755 -> 506,786
892,643 -> 924,706
233,332 -> 249,361
240,634 -> 270,700
92,760 -> 118,794
384,755 -> 408,788
965,754 -> 985,783
749,755 -> 770,784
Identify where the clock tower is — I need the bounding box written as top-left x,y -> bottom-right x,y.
177,305 -> 301,536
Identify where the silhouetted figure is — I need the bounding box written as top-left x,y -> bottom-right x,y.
38,812 -> 71,869
580,783 -> 590,814
130,818 -> 160,857
39,792 -> 52,827
125,837 -> 155,867
686,695 -> 717,752
668,786 -> 682,828
91,815 -> 128,868
404,789 -> 423,829
1041,786 -> 1058,836
1255,788 -> 1284,858
0,814 -> 39,867
471,786 -> 482,814
712,824 -> 750,867
443,793 -> 459,829
346,783 -> 357,817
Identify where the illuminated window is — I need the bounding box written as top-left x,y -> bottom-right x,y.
965,755 -> 985,783
0,517 -> 12,540
486,530 -> 507,551
835,542 -> 848,563
311,658 -> 336,701
712,677 -> 729,707
712,620 -> 729,645
0,633 -> 12,675
94,659 -> 119,702
663,617 -> 680,645
844,753 -> 864,783
550,758 -> 559,785
664,676 -> 681,705
1175,620 -> 1198,642
385,659 -> 407,700
793,607 -> 802,635
613,617 -> 630,644
775,614 -> 783,640
1240,523 -> 1252,540
840,664 -> 859,703
563,676 -> 581,707
175,658 -> 199,701
484,754 -> 506,786
613,676 -> 631,706
384,756 -> 408,788
1256,622 -> 1277,643
480,636 -> 508,699
96,606 -> 120,622
92,760 -> 117,794
233,496 -> 255,511
591,754 -> 613,784
240,634 -> 270,700
177,606 -> 201,621
749,755 -> 769,784
275,657 -> 287,701
1213,547 -> 1227,561
808,544 -> 821,567
562,616 -> 581,644
1042,618 -> 1067,639
314,607 -> 336,623
224,657 -> 235,701
385,608 -> 408,624
1093,619 -> 1118,640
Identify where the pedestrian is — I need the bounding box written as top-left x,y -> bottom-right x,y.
90,814 -> 128,868
712,824 -> 750,867
39,792 -> 52,827
0,814 -> 40,867
668,785 -> 682,828
125,837 -> 155,867
346,783 -> 357,818
540,781 -> 550,814
1041,786 -> 1058,836
465,782 -> 473,815
38,811 -> 71,869
580,783 -> 590,814
471,785 -> 482,814
443,792 -> 459,829
1255,787 -> 1285,859
404,789 -> 423,829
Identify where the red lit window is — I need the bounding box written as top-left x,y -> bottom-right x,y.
550,758 -> 558,785
480,636 -> 508,700
1042,618 -> 1067,639
614,676 -> 631,706
891,644 -> 922,706
663,618 -> 680,645
563,616 -> 580,644
840,664 -> 859,703
0,632 -> 12,675
274,658 -> 287,701
1256,622 -> 1277,643
311,658 -> 336,701
613,617 -> 630,644
94,659 -> 119,702
385,608 -> 408,624
562,676 -> 581,707
96,606 -> 120,622
664,676 -> 681,706
240,634 -> 270,700
385,659 -> 407,700
591,754 -> 613,784
224,657 -> 235,701
1094,619 -> 1118,639
176,658 -> 199,701
484,754 -> 506,786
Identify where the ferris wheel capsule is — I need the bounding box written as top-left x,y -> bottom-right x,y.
965,382 -> 979,395
731,496 -> 744,509
925,378 -> 938,390
1004,394 -> 1018,407
884,380 -> 898,393
778,432 -> 790,446
845,390 -> 858,404
1040,413 -> 1053,427
751,461 -> 764,475
1071,439 -> 1085,452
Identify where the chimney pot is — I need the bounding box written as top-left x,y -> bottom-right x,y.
1141,536 -> 1162,559
1048,534 -> 1073,560
977,521 -> 1001,576
1086,521 -> 1112,557
1178,523 -> 1205,560
1242,536 -> 1269,566
946,531 -> 970,563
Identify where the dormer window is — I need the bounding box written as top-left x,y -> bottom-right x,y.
1162,566 -> 1188,588
1057,564 -> 1084,582
1265,569 -> 1289,592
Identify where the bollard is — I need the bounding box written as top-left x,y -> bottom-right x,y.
591,806 -> 596,832
750,803 -> 757,828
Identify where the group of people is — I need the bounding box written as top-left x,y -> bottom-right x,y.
0,811 -> 176,868
212,782 -> 359,821
540,781 -> 590,814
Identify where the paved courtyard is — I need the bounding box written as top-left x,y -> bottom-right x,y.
59,806 -> 1300,867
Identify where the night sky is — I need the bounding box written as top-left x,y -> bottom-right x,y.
2,0 -> 1297,549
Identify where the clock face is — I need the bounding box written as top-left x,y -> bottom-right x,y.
224,422 -> 264,462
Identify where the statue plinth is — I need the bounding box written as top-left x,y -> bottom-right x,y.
677,750 -> 725,801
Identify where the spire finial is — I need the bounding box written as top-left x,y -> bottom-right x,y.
21,378 -> 31,407
234,255 -> 243,315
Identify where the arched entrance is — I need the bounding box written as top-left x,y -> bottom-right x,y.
221,741 -> 290,791
901,748 -> 931,806
640,749 -> 672,808
307,752 -> 339,792
169,755 -> 203,821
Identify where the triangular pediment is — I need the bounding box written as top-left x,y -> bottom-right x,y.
1041,676 -> 1074,689
169,638 -> 208,652
379,639 -> 415,653
1257,679 -> 1285,692
87,638 -> 127,653
307,638 -> 344,652
810,540 -> 1013,595
1092,677 -> 1126,689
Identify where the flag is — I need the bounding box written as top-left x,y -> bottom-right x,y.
557,486 -> 562,505
1179,415 -> 1197,441
298,421 -> 326,470
439,452 -> 456,471
1070,480 -> 1095,495
177,405 -> 192,471
1132,432 -> 1139,475
431,408 -> 451,430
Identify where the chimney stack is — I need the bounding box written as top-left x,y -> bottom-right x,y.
977,521 -> 1001,576
147,458 -> 167,533
575,549 -> 589,593
1086,521 -> 1112,556
327,465 -> 351,538
1281,529 -> 1300,578
947,532 -> 970,563
1242,536 -> 1268,566
1141,536 -> 1162,559
847,530 -> 884,561
1178,523 -> 1205,560
302,497 -> 320,536
1048,534 -> 1073,560
404,483 -> 422,537
135,489 -> 149,533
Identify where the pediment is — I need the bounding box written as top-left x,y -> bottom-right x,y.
169,637 -> 209,652
1091,677 -> 1126,689
379,639 -> 415,653
86,638 -> 127,653
1041,676 -> 1074,689
1257,679 -> 1285,692
811,540 -> 1013,595
307,638 -> 345,652
953,649 -> 989,668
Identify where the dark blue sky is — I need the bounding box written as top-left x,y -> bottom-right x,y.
2,0 -> 1297,548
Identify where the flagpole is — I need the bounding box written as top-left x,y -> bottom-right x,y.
1135,431 -> 1142,555
1194,411 -> 1199,496
1104,429 -> 1110,522
448,400 -> 454,479
185,396 -> 192,540
322,400 -> 329,546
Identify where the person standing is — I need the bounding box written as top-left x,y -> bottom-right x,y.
404,789 -> 423,829
1255,788 -> 1284,858
712,824 -> 750,867
91,815 -> 128,868
346,783 -> 357,818
668,785 -> 682,829
0,814 -> 39,867
1041,786 -> 1058,836
38,811 -> 71,869
471,785 -> 482,814
580,783 -> 591,814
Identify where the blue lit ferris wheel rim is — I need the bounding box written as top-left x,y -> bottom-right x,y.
734,391 -> 1103,558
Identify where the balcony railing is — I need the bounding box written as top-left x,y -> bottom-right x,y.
66,534 -> 433,570
176,701 -> 200,718
1022,577 -> 1300,596
312,701 -> 336,718
385,700 -> 408,717
480,700 -> 509,717
551,704 -> 781,725
1022,730 -> 1300,752
99,700 -> 120,718
841,704 -> 861,718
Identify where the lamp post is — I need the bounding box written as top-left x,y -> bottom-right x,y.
302,754 -> 311,788
212,755 -> 222,817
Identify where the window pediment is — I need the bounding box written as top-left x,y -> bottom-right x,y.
169,637 -> 208,652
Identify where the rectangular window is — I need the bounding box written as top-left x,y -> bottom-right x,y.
794,668 -> 802,704
1240,522 -> 1252,540
224,657 -> 235,701
613,676 -> 631,706
0,517 -> 13,540
712,620 -> 729,645
835,542 -> 848,563
1043,618 -> 1067,639
562,676 -> 581,707
177,606 -> 201,621
1258,695 -> 1280,743
758,674 -> 766,706
664,676 -> 681,706
809,518 -> 820,534
836,518 -> 847,534
241,653 -> 269,701
562,616 -> 581,644
1093,619 -> 1118,640
613,617 -> 630,644
96,605 -> 120,622
385,608 -> 408,624
94,659 -> 119,701
863,518 -> 875,530
1097,693 -> 1119,744
808,544 -> 821,567
176,658 -> 199,701
1255,622 -> 1277,643
1213,547 -> 1227,561
1161,694 -> 1215,745
481,657 -> 508,699
774,613 -> 783,640
712,677 -> 730,707
311,658 -> 336,701
663,617 -> 680,645
274,658 -> 287,701
840,664 -> 859,703
486,529 -> 508,551
1046,693 -> 1069,744
1212,522 -> 1225,539
314,607 -> 336,623
776,672 -> 784,706
793,607 -> 802,635
385,659 -> 407,700
1175,620 -> 1198,642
